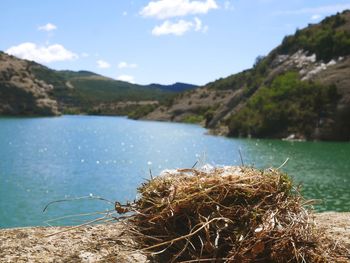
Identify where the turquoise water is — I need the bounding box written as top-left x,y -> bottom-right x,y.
0,115 -> 349,228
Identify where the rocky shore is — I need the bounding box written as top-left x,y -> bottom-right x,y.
0,212 -> 349,263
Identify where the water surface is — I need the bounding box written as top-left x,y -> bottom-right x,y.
0,115 -> 349,228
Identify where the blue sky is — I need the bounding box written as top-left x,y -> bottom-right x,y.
1,0 -> 350,85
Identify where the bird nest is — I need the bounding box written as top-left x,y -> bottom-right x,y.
116,166 -> 349,262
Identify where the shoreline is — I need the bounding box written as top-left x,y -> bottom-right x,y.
2,113 -> 350,142
0,212 -> 349,262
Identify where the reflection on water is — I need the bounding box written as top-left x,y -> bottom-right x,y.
0,115 -> 349,228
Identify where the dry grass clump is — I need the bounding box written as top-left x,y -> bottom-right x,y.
118,166 -> 348,262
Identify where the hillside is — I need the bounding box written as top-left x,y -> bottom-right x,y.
28,62 -> 192,116
145,10 -> 350,141
0,53 -> 196,116
0,52 -> 59,116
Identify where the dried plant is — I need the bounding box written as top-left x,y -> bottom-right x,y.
117,166 -> 349,262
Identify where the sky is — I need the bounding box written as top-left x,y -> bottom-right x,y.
1,0 -> 350,85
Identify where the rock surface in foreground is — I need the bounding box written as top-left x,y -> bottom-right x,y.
0,223 -> 147,263
0,212 -> 349,262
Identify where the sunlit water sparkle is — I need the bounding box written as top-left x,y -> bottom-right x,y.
0,115 -> 349,228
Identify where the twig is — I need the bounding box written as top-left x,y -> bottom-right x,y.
191,161 -> 198,169
44,210 -> 115,226
43,195 -> 114,212
238,149 -> 244,166
276,157 -> 290,170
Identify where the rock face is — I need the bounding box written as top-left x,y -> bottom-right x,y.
145,10 -> 350,141
0,52 -> 60,116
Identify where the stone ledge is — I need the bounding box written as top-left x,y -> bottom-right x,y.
0,212 -> 349,263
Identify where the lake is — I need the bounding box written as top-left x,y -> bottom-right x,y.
0,115 -> 349,228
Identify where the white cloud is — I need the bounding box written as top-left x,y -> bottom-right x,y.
118,61 -> 138,69
6,42 -> 78,63
140,0 -> 218,19
117,75 -> 135,83
97,60 -> 111,69
38,23 -> 57,32
152,20 -> 193,35
311,14 -> 322,21
123,11 -> 128,16
277,3 -> 350,15
152,17 -> 206,36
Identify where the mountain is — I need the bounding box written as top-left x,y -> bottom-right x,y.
145,10 -> 350,141
0,53 -> 195,117
148,82 -> 197,92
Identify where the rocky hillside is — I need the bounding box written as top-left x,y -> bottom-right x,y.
0,53 -> 196,116
0,52 -> 59,116
146,10 -> 350,141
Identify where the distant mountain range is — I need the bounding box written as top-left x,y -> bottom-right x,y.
145,10 -> 350,141
148,83 -> 197,92
0,52 -> 197,117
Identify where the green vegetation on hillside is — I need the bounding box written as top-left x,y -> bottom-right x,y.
30,64 -> 175,103
29,63 -> 68,89
68,78 -> 172,103
279,11 -> 350,61
28,63 -> 180,115
228,72 -> 339,138
205,55 -> 270,103
127,104 -> 158,119
206,70 -> 252,91
204,11 -> 350,100
181,106 -> 218,124
183,114 -> 205,124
